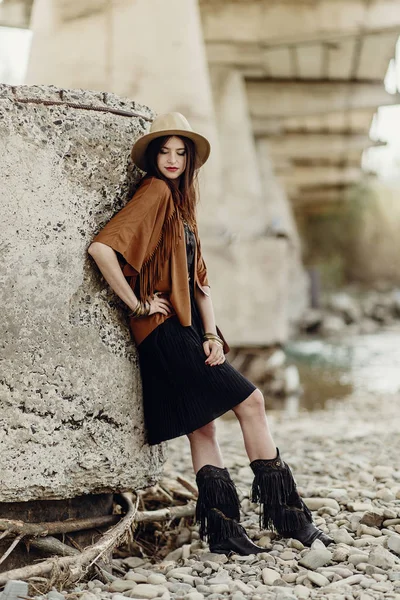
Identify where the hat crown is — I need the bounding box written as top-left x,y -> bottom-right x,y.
149,112 -> 193,135
130,111 -> 210,170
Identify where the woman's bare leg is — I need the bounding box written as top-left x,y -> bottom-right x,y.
188,421 -> 224,473
232,388 -> 277,462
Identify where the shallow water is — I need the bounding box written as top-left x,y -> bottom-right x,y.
286,327 -> 400,410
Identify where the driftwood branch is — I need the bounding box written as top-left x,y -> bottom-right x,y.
136,501 -> 195,523
29,536 -> 80,557
0,534 -> 24,566
0,515 -> 120,537
30,537 -> 117,583
0,492 -> 138,586
176,476 -> 198,497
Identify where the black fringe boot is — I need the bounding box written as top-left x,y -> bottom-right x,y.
250,449 -> 333,547
195,464 -> 264,555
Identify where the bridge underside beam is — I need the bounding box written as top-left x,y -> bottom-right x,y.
247,81 -> 400,120
252,108 -> 378,136
265,133 -> 385,160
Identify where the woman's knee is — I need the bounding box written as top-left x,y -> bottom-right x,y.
233,388 -> 265,418
187,420 -> 217,442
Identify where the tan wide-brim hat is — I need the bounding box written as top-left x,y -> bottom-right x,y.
131,112 -> 211,171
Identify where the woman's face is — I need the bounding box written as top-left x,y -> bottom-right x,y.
157,136 -> 186,180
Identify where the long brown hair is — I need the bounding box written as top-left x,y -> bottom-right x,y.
143,135 -> 200,229
135,135 -> 204,302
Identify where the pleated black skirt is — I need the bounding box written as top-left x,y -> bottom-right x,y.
137,280 -> 257,446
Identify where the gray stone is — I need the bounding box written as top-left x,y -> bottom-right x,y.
163,548 -> 183,562
347,502 -> 374,512
229,580 -> 253,594
201,553 -> 228,564
298,547 -> 332,570
208,570 -> 231,584
302,498 -> 340,511
358,524 -> 382,537
125,584 -> 163,598
185,593 -> 205,600
320,314 -> 346,336
231,594 -> 246,600
327,488 -> 348,501
329,292 -> 361,323
123,557 -> 145,569
368,545 -> 396,569
262,567 -> 281,585
288,539 -> 304,551
348,553 -> 369,566
209,584 -> 230,594
109,580 -> 137,593
293,585 -> 311,599
300,308 -> 323,332
1,581 -> 29,600
79,594 -> 98,600
166,567 -> 193,579
47,592 -> 65,600
373,465 -> 394,479
292,585 -> 310,599
339,574 -> 364,585
307,572 -> 329,587
125,573 -> 147,583
166,582 -> 194,594
388,534 -> 400,556
147,574 -> 167,585
330,528 -> 354,545
0,83 -> 164,501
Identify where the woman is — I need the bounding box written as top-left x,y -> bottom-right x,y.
88,112 -> 333,556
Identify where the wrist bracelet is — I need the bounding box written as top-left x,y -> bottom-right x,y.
129,300 -> 150,318
203,332 -> 223,346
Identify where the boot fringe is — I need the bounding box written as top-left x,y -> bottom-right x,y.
195,466 -> 241,540
262,504 -> 312,533
250,455 -> 312,532
251,463 -> 295,507
202,508 -> 247,544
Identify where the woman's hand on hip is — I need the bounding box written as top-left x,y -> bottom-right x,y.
148,292 -> 173,317
203,340 -> 225,366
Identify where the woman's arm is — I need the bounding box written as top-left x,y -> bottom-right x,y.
88,242 -> 140,312
88,242 -> 172,316
194,285 -> 217,334
195,286 -> 225,366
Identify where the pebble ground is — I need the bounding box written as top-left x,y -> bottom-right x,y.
34,393 -> 400,600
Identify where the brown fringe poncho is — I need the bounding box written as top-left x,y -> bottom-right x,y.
91,176 -> 229,353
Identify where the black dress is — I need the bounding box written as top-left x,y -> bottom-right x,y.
137,221 -> 257,445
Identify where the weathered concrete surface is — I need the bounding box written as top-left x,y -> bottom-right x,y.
208,239 -> 290,346
26,0 -> 223,233
255,138 -> 308,332
0,84 -> 165,502
207,66 -> 306,344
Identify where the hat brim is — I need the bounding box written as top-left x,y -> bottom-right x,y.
130,129 -> 211,171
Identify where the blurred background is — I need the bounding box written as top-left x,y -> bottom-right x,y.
2,0 -> 400,413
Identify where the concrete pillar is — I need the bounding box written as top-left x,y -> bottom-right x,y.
0,84 -> 165,502
256,137 -> 308,330
209,66 -> 266,236
256,138 -> 301,246
26,0 -> 222,231
208,66 -> 304,344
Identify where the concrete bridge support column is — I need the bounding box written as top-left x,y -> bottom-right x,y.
0,84 -> 165,506
26,0 -> 222,230
208,66 -> 294,345
256,137 -> 308,328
